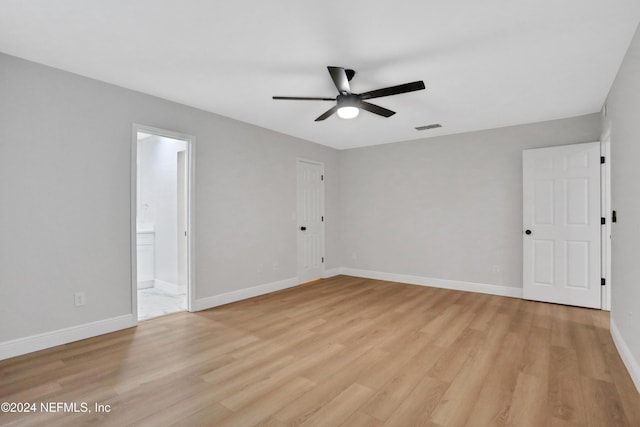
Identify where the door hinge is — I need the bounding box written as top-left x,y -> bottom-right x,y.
601,278 -> 606,286
321,174 -> 324,181
612,210 -> 617,223
321,257 -> 324,263
601,217 -> 606,225
601,156 -> 605,164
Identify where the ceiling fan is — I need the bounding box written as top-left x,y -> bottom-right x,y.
273,66 -> 426,121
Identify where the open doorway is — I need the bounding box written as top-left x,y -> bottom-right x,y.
133,126 -> 194,321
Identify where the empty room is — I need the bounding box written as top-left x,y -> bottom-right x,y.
2,1 -> 640,426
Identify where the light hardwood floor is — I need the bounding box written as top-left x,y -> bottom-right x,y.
1,275 -> 639,426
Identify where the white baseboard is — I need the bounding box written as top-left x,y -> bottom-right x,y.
610,317 -> 640,393
193,277 -> 299,311
340,267 -> 523,298
322,268 -> 341,278
137,279 -> 154,289
154,279 -> 186,295
0,314 -> 136,361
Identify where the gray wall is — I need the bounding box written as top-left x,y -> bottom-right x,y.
0,53 -> 339,342
603,22 -> 640,373
339,114 -> 601,287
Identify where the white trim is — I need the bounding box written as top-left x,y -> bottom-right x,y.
193,277 -> 299,311
187,135 -> 197,313
340,268 -> 523,298
0,315 -> 136,361
130,126 -> 138,323
610,318 -> 640,393
601,136 -> 612,311
322,268 -> 341,278
132,124 -> 197,320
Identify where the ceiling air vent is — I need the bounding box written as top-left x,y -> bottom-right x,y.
415,124 -> 442,131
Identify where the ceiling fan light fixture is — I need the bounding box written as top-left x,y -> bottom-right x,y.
336,93 -> 360,119
337,106 -> 359,119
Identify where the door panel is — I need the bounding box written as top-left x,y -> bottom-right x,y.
565,241 -> 589,288
533,240 -> 554,286
523,142 -> 601,308
565,178 -> 589,225
534,180 -> 554,224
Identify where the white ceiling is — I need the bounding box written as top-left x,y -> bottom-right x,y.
1,1 -> 639,150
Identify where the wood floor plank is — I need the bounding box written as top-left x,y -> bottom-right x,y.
573,325 -> 613,382
430,313 -> 511,427
381,374 -> 448,427
169,402 -> 232,427
506,372 -> 548,427
547,346 -> 587,425
274,347 -> 389,425
522,324 -> 552,377
298,383 -> 373,427
463,331 -> 527,426
202,354 -> 297,402
601,347 -> 640,426
339,411 -> 383,427
219,343 -> 344,410
427,327 -> 485,383
361,341 -> 446,421
1,275 -> 638,427
217,377 -> 317,427
358,331 -> 436,390
580,377 -> 630,427
252,417 -> 289,427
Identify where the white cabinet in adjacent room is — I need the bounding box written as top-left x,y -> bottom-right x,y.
137,230 -> 155,288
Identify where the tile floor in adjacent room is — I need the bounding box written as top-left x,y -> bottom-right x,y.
138,287 -> 186,320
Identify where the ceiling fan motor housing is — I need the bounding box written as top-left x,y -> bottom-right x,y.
337,93 -> 360,108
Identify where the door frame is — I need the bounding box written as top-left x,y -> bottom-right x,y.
601,135 -> 612,311
130,124 -> 196,322
296,158 -> 326,283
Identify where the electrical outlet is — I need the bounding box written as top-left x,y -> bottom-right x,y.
74,292 -> 86,307
492,265 -> 500,273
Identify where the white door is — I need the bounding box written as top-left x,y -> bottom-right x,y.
523,142 -> 601,308
297,160 -> 325,283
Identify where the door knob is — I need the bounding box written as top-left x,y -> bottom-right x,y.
525,229 -> 532,235
300,226 -> 306,231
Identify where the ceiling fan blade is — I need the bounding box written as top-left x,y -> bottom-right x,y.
315,105 -> 339,121
359,81 -> 425,100
328,66 -> 351,94
359,101 -> 396,118
273,96 -> 335,101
